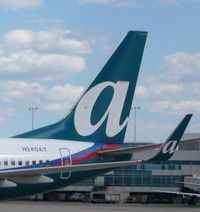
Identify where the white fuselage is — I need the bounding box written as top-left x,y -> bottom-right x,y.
0,138 -> 94,170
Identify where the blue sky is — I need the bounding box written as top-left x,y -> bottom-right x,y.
0,0 -> 200,143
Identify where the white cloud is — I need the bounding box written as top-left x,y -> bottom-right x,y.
47,84 -> 84,102
44,103 -> 67,112
148,100 -> 200,114
0,80 -> 84,113
0,50 -> 85,80
135,51 -> 200,114
135,85 -> 148,98
136,82 -> 184,99
136,80 -> 200,114
0,0 -> 43,10
45,84 -> 84,112
0,29 -> 92,80
4,30 -> 34,48
161,52 -> 200,82
0,81 -> 45,102
4,29 -> 91,54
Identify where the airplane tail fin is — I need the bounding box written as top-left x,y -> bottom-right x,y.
14,31 -> 147,144
146,114 -> 192,162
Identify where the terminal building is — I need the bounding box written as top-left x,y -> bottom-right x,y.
41,133 -> 200,204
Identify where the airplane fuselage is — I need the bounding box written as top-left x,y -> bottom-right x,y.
0,138 -> 121,200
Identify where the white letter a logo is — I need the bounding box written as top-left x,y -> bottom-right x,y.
74,81 -> 129,137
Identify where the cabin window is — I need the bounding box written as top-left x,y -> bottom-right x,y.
39,160 -> 43,165
25,160 -> 29,166
46,160 -> 50,166
4,160 -> 8,166
32,160 -> 36,165
18,160 -> 22,166
11,160 -> 15,166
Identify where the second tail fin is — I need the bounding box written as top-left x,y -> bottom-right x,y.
146,114 -> 193,162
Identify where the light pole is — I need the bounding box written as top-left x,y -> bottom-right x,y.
29,107 -> 37,131
133,106 -> 140,143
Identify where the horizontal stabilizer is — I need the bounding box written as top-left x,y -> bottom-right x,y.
98,143 -> 161,156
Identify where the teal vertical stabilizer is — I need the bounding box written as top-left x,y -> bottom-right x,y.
147,114 -> 193,162
14,31 -> 147,144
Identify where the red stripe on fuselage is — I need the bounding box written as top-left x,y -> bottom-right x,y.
49,143 -> 121,167
71,143 -> 121,165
